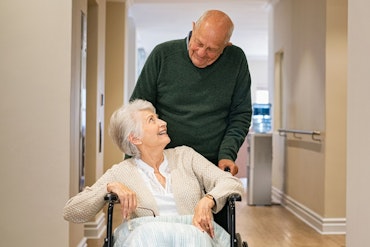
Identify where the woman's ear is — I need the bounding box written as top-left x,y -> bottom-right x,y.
128,133 -> 142,145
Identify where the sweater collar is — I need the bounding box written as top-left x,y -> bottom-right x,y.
186,31 -> 192,50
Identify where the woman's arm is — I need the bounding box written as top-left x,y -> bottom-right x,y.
192,194 -> 216,238
185,146 -> 244,237
63,180 -> 109,223
189,147 -> 244,211
63,163 -> 135,223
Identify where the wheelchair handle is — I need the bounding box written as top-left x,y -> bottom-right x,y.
228,193 -> 242,202
104,192 -> 119,203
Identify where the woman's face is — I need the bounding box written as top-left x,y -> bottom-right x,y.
138,110 -> 170,149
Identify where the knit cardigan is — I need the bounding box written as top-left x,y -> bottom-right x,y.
63,146 -> 243,223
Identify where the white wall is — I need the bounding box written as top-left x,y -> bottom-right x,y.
0,1 -> 72,245
347,0 -> 370,245
249,59 -> 269,103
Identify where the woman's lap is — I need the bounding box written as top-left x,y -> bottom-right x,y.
113,215 -> 230,247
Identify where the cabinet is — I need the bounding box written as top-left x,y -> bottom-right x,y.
247,133 -> 272,205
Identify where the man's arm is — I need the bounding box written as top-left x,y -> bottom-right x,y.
218,54 -> 252,168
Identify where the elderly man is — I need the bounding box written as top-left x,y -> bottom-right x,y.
130,10 -> 252,176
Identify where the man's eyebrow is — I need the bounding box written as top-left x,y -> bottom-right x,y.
194,38 -> 220,50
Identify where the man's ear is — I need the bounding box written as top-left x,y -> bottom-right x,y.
128,133 -> 142,145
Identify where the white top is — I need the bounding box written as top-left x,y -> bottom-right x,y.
135,156 -> 178,216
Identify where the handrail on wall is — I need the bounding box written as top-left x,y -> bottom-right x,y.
278,128 -> 321,142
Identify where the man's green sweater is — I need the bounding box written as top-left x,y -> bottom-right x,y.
130,37 -> 252,165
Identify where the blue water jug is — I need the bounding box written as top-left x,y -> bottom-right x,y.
252,103 -> 271,133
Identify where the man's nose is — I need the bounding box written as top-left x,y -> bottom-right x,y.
197,47 -> 207,57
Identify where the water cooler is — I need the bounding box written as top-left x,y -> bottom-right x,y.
247,133 -> 272,205
247,103 -> 272,205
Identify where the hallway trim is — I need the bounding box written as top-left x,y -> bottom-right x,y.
77,237 -> 87,247
84,211 -> 106,239
273,187 -> 346,235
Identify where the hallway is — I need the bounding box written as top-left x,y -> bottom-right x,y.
3,0 -> 370,246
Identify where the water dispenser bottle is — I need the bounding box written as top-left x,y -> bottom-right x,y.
252,103 -> 271,133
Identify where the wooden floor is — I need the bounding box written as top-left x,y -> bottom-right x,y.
235,197 -> 345,247
89,192 -> 346,247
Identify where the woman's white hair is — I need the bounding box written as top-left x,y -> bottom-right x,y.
109,99 -> 156,158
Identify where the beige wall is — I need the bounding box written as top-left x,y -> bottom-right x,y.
104,2 -> 127,171
324,0 -> 347,218
287,0 -> 326,215
0,0 -> 73,246
85,0 -> 106,186
69,0 -> 89,245
347,0 -> 370,245
271,0 -> 347,222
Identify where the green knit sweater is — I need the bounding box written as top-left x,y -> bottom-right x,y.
130,38 -> 252,164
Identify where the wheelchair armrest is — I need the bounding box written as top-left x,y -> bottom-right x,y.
105,192 -> 241,205
227,193 -> 242,203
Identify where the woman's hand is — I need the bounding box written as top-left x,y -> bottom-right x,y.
107,182 -> 137,220
192,195 -> 215,238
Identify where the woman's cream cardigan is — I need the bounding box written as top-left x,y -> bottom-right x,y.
63,146 -> 243,223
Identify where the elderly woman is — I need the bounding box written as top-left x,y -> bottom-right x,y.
63,99 -> 243,246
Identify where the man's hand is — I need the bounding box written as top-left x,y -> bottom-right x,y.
107,182 -> 137,220
218,159 -> 238,175
192,196 -> 215,238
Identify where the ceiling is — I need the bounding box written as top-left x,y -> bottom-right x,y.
129,0 -> 270,59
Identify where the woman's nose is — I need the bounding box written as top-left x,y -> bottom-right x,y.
159,119 -> 167,126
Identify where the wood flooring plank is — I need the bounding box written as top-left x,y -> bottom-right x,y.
235,196 -> 345,247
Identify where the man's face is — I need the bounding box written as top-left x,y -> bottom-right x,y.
188,23 -> 229,68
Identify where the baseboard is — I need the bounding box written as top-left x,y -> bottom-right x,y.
84,211 -> 106,239
272,187 -> 346,235
271,186 -> 283,204
77,237 -> 87,247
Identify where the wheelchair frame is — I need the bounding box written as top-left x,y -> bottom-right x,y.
103,192 -> 248,247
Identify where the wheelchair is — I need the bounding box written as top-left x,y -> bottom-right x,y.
103,192 -> 248,247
